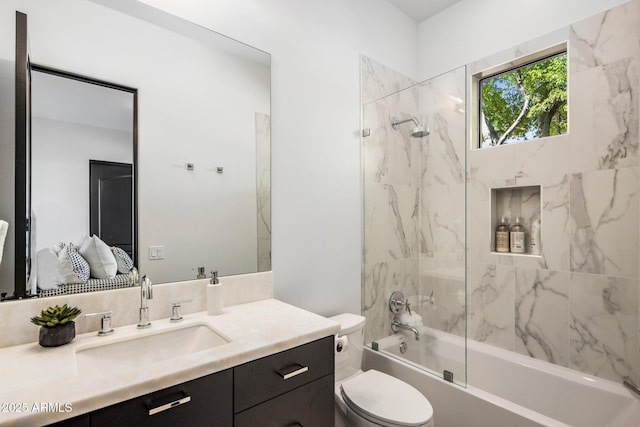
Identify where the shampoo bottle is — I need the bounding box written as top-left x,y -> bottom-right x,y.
207,270 -> 223,316
530,217 -> 541,255
510,216 -> 526,253
495,216 -> 510,253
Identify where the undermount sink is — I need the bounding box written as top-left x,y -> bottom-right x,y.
75,324 -> 230,375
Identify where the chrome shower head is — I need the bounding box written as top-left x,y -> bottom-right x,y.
411,125 -> 429,138
391,116 -> 430,138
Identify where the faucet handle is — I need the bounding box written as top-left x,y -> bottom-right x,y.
170,300 -> 192,323
85,311 -> 114,336
405,298 -> 412,316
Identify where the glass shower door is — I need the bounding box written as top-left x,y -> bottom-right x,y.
362,65 -> 467,387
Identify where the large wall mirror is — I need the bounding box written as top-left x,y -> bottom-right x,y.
0,0 -> 271,300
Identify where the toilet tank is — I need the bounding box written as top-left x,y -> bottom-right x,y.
330,313 -> 366,382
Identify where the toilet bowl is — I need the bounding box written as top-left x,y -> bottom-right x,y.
330,313 -> 434,427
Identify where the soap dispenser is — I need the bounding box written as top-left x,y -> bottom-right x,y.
207,270 -> 223,315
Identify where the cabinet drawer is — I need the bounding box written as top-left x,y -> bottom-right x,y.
235,374 -> 334,427
234,336 -> 334,413
91,368 -> 232,427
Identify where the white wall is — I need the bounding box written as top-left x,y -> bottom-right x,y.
417,0 -> 630,80
31,117 -> 132,250
135,0 -> 419,315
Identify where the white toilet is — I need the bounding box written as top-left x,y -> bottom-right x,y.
330,313 -> 434,427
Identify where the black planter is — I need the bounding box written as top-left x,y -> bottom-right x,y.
39,321 -> 75,347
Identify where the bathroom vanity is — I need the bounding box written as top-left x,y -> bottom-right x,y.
0,298 -> 338,426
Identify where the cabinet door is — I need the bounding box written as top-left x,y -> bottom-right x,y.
235,374 -> 334,427
234,336 -> 334,413
91,369 -> 232,427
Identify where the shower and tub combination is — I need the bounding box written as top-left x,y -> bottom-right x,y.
361,45 -> 640,424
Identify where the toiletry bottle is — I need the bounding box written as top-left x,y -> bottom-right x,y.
495,216 -> 510,253
530,216 -> 541,255
207,270 -> 223,315
510,216 -> 525,253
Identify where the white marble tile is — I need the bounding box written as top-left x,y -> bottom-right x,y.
515,268 -> 570,366
418,68 -> 466,262
363,259 -> 418,343
364,182 -> 419,265
361,55 -> 417,105
363,99 -> 420,187
512,175 -> 571,272
467,144 -> 517,184
514,135 -> 570,179
570,0 -> 640,74
467,263 -> 515,351
570,273 -> 639,383
419,263 -> 465,337
569,56 -> 639,172
467,28 -> 568,77
570,168 -> 639,279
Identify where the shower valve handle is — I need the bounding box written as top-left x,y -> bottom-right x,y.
405,299 -> 412,316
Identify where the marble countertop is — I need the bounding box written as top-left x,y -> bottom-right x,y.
0,299 -> 339,426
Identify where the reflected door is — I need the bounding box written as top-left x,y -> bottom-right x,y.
90,161 -> 133,256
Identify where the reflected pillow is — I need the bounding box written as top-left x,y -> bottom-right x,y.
58,244 -> 90,283
36,248 -> 63,290
79,235 -> 117,279
111,246 -> 134,274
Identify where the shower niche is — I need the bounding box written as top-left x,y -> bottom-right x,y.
490,185 -> 542,256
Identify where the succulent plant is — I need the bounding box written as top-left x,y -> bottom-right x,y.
30,304 -> 82,328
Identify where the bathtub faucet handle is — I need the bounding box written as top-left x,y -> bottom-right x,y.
405,298 -> 412,316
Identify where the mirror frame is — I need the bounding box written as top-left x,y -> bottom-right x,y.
14,63 -> 139,300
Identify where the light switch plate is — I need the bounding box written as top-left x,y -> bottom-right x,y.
148,245 -> 165,260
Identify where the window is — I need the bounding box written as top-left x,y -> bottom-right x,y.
479,51 -> 567,148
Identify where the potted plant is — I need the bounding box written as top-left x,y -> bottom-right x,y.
31,304 -> 82,347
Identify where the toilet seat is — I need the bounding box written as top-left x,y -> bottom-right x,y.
340,369 -> 433,427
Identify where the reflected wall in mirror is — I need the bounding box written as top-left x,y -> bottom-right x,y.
0,0 -> 271,300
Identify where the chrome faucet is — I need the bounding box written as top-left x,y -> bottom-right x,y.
129,267 -> 153,329
391,318 -> 420,340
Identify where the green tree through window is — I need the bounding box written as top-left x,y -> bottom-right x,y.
480,52 -> 567,147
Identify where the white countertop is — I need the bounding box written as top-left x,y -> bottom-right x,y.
0,299 -> 339,426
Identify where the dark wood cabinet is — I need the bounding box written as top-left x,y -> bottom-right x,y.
91,368 -> 232,427
234,336 -> 334,413
48,414 -> 89,427
45,336 -> 334,427
235,374 -> 334,427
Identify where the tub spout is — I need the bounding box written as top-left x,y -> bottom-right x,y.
391,319 -> 419,340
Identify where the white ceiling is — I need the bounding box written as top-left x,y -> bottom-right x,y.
386,0 -> 463,22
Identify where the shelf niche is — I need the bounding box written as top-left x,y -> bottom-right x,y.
490,185 -> 541,256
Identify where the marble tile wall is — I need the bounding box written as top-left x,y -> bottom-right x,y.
465,0 -> 640,383
361,57 -> 419,343
361,57 -> 466,346
362,0 -> 640,384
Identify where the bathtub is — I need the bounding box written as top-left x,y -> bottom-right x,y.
364,327 -> 640,427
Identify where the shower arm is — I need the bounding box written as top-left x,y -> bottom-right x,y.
391,117 -> 420,129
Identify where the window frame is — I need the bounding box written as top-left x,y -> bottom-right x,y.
470,42 -> 568,150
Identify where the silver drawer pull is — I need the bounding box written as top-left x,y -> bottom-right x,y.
148,395 -> 191,415
277,364 -> 309,380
